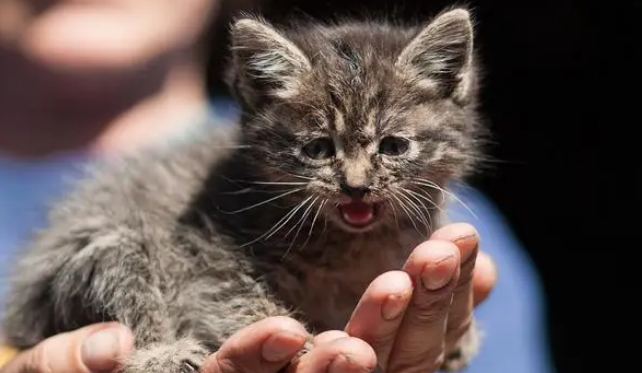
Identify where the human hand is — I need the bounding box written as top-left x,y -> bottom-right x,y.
0,223 -> 491,373
0,322 -> 134,373
200,317 -> 375,373
0,317 -> 376,373
344,223 -> 497,373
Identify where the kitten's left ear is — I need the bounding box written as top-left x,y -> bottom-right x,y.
227,16 -> 312,110
396,8 -> 475,102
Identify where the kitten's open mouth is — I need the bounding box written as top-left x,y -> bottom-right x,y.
338,200 -> 380,229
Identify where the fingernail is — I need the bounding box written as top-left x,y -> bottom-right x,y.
262,330 -> 308,363
453,234 -> 478,245
329,353 -> 373,373
381,290 -> 411,320
421,255 -> 457,290
81,327 -> 123,372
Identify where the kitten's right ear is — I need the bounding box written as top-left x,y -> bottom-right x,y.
227,16 -> 311,110
396,8 -> 475,103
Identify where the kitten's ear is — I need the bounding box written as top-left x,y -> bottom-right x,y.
227,16 -> 311,109
396,8 -> 475,102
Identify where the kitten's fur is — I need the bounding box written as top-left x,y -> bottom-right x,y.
2,7 -> 486,373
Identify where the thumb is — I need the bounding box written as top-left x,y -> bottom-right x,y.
1,323 -> 134,373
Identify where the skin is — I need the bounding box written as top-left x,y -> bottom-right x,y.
0,1 -> 497,373
345,223 -> 495,372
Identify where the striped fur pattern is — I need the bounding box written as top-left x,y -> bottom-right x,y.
2,7 -> 487,373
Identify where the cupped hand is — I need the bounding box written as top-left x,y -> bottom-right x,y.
0,317 -> 377,373
200,317 -> 375,373
344,223 -> 497,373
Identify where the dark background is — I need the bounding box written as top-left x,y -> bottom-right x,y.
206,1 -> 618,372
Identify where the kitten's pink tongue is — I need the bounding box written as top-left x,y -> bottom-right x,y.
340,201 -> 374,226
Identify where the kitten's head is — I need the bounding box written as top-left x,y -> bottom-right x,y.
226,7 -> 484,233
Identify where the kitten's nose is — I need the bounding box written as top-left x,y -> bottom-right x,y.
340,183 -> 371,199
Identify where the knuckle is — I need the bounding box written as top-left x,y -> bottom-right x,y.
455,268 -> 474,289
214,355 -> 242,373
370,330 -> 396,353
448,315 -> 473,336
410,298 -> 451,326
391,349 -> 445,373
458,260 -> 476,282
23,346 -> 51,373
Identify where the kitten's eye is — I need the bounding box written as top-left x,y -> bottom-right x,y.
379,137 -> 409,156
302,138 -> 335,160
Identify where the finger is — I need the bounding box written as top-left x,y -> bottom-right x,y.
201,316 -> 309,373
388,240 -> 460,373
344,271 -> 412,370
312,331 -> 349,346
289,337 -> 376,373
1,322 -> 134,373
472,251 -> 497,307
430,223 -> 479,351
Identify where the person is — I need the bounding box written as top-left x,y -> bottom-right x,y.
0,1 -> 544,373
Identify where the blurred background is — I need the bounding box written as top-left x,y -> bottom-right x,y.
0,0 -> 616,372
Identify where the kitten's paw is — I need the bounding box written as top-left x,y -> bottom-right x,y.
440,321 -> 481,372
124,339 -> 209,373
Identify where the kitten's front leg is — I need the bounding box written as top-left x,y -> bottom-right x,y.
123,339 -> 209,373
171,275 -> 299,352
65,238 -> 214,373
125,269 -> 300,373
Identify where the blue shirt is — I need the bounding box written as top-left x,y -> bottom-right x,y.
447,186 -> 557,373
0,101 -> 555,373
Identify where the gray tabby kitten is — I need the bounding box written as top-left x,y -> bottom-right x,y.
1,6 -> 486,373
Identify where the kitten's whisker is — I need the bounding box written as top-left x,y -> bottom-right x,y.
209,145 -> 253,149
398,190 -> 431,233
395,191 -> 424,224
409,180 -> 448,206
240,197 -> 312,247
387,199 -> 401,230
406,189 -> 442,214
282,196 -> 319,260
401,189 -> 433,228
405,189 -> 442,229
254,181 -> 309,186
284,197 -> 317,239
406,188 -> 441,212
409,178 -> 443,192
220,188 -> 303,214
321,208 -> 329,237
284,173 -> 314,181
300,199 -> 326,253
410,179 -> 477,219
391,192 -> 422,236
264,196 -> 313,240
222,187 -> 301,195
221,187 -> 255,195
230,180 -> 309,186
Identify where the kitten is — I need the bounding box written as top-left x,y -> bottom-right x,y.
1,6 -> 486,373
